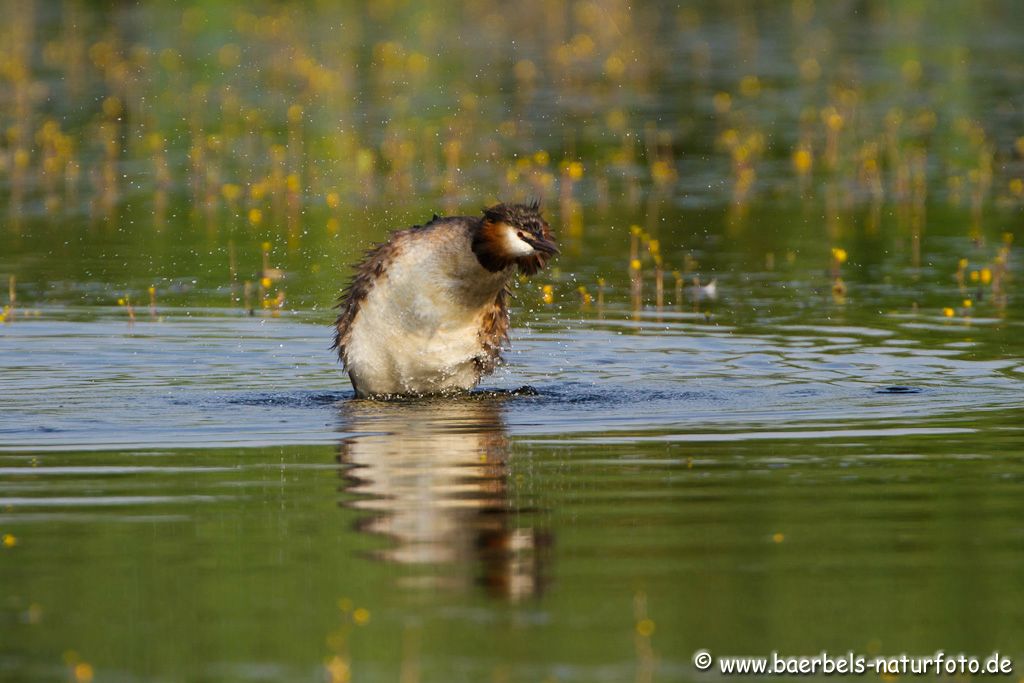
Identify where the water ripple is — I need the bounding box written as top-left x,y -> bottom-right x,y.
1,312 -> 1021,450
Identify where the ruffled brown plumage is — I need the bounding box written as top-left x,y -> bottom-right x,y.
331,233 -> 406,368
330,204 -> 555,397
475,286 -> 511,374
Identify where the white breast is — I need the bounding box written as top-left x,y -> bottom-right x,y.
344,227 -> 511,396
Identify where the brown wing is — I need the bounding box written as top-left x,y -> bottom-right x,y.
476,286 -> 511,375
331,214 -> 454,366
331,237 -> 403,367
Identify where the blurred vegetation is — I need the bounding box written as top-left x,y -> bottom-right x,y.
0,0 -> 1020,321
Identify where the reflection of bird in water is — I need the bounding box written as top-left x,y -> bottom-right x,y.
336,397 -> 550,601
332,202 -> 558,398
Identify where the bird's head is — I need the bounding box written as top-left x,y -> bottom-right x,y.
472,200 -> 559,276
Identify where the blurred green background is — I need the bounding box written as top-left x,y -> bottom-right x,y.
0,0 -> 1020,322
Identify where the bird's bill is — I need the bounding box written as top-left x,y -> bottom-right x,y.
526,234 -> 560,255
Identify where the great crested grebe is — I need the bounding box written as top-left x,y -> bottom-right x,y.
332,201 -> 558,398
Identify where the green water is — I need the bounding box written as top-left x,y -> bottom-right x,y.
3,1 -> 1024,681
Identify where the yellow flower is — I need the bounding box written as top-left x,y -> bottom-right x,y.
636,618 -> 655,637
739,75 -> 760,98
2,534 -> 16,547
352,607 -> 370,625
792,148 -> 812,174
221,183 -> 241,202
325,656 -> 350,683
74,662 -> 94,683
831,247 -> 848,264
541,285 -> 554,304
824,109 -> 844,132
942,307 -> 955,317
248,208 -> 263,226
651,160 -> 676,184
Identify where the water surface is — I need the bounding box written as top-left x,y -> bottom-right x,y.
3,307 -> 1023,681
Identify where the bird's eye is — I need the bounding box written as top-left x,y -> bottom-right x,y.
517,231 -> 526,240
